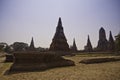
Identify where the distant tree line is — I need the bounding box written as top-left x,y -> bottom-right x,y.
0,42 -> 48,53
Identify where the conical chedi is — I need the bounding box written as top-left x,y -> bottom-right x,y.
71,38 -> 77,52
97,27 -> 108,51
49,17 -> 69,51
108,31 -> 115,51
29,37 -> 35,51
84,35 -> 93,52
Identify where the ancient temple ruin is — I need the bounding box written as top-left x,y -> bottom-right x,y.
9,52 -> 75,72
28,37 -> 35,51
97,27 -> 108,51
108,31 -> 115,51
9,25 -> 75,72
71,38 -> 77,52
49,17 -> 70,51
84,35 -> 93,52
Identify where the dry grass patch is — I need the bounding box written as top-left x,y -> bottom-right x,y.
0,54 -> 120,80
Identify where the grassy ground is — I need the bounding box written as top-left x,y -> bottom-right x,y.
0,53 -> 120,80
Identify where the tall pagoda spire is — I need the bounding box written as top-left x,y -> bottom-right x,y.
97,27 -> 108,51
29,37 -> 35,51
109,31 -> 114,42
53,17 -> 66,40
99,27 -> 107,41
49,17 -> 69,51
108,31 -> 115,51
84,35 -> 93,52
71,38 -> 77,52
58,17 -> 62,26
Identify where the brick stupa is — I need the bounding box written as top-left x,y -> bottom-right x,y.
29,37 -> 35,51
71,38 -> 77,52
49,17 -> 69,51
108,31 -> 115,51
97,27 -> 108,51
84,35 -> 93,52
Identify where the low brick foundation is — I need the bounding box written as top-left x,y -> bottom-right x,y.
9,52 -> 75,72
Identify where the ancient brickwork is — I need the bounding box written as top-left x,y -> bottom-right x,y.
71,38 -> 77,52
97,27 -> 108,51
29,37 -> 35,51
84,35 -> 93,52
49,18 -> 69,51
108,31 -> 115,51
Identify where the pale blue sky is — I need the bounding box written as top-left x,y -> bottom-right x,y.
0,0 -> 120,50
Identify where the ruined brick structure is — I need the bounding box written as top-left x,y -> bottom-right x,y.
71,38 -> 77,52
108,31 -> 115,51
49,17 -> 69,51
29,37 -> 35,51
84,35 -> 93,52
97,27 -> 108,51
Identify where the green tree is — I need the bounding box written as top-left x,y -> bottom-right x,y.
11,42 -> 28,51
0,42 -> 8,52
4,45 -> 13,53
0,45 -> 4,52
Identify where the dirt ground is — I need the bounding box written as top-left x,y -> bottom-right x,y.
0,53 -> 120,80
